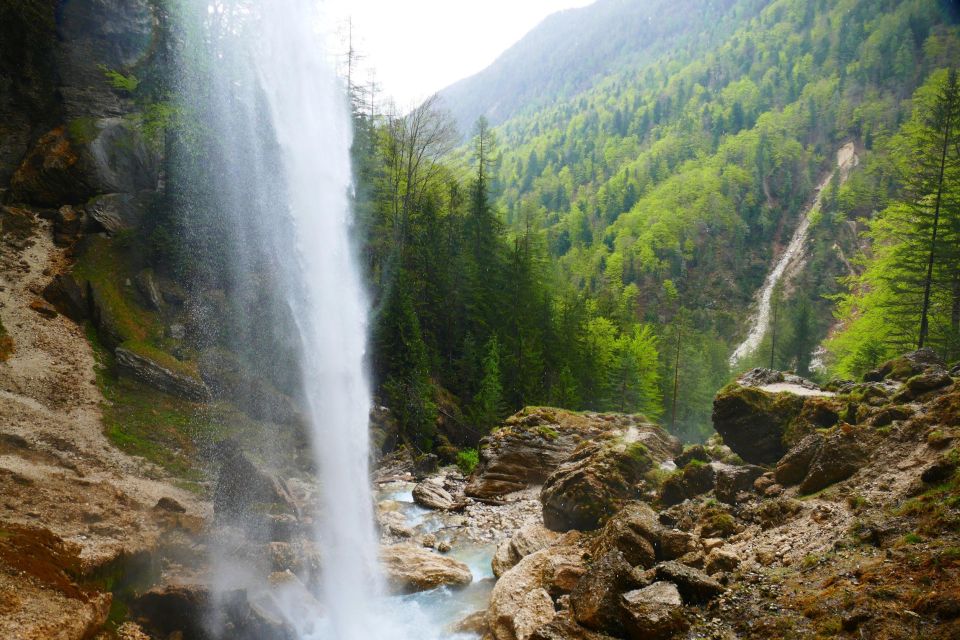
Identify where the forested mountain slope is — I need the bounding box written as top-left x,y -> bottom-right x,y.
433,0 -> 959,438
437,0 -> 764,134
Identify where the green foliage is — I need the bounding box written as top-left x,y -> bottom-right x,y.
469,336 -> 505,432
456,448 -> 479,475
99,64 -> 140,93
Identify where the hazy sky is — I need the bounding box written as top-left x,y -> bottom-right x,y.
324,0 -> 596,107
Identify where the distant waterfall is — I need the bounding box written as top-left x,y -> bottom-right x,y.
730,143 -> 859,368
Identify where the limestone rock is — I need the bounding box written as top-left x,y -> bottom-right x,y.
380,544 -> 472,594
590,502 -> 661,568
658,462 -> 715,507
704,549 -> 740,575
620,582 -> 688,640
541,432 -> 677,531
529,615 -> 618,640
714,464 -> 765,504
712,383 -> 806,464
412,479 -> 456,510
492,523 -> 560,577
488,543 -> 588,640
214,442 -> 298,524
571,550 -> 639,635
653,561 -> 724,604
115,346 -> 211,402
774,433 -> 824,486
799,427 -> 869,494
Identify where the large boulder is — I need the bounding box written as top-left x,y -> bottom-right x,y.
487,541 -> 588,640
798,427 -> 870,494
712,373 -> 839,464
658,462 -> 715,507
570,550 -> 640,635
713,464 -> 765,504
380,544 -> 472,594
865,348 -> 945,382
620,582 -> 688,640
43,273 -> 88,322
541,438 -> 667,532
466,408 -> 677,499
590,502 -> 661,568
774,433 -> 824,486
530,616 -> 617,640
214,442 -> 299,526
492,524 -> 560,577
412,479 -> 456,510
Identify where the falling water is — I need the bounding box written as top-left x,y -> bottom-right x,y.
729,143 -> 859,367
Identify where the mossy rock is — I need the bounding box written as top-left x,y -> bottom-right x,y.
712,383 -> 806,465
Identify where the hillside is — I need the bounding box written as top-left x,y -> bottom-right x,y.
436,0 -> 763,134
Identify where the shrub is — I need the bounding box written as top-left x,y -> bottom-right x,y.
457,448 -> 479,475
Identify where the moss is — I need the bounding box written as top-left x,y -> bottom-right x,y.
66,117 -> 99,145
536,425 -> 560,440
456,448 -> 479,474
625,442 -> 651,465
122,339 -> 200,381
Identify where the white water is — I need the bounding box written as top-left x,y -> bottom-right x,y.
248,3 -> 381,638
193,3 -> 486,638
729,143 -> 859,367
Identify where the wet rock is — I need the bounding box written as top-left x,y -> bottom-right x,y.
619,582 -> 688,640
154,497 -> 186,513
571,550 -> 639,635
214,442 -> 298,523
53,204 -> 88,245
492,524 -> 560,577
653,561 -> 724,604
10,128 -> 95,206
115,346 -> 211,402
87,192 -> 151,235
453,610 -> 489,635
43,273 -> 87,322
591,502 -> 660,567
799,427 -> 869,494
711,383 -> 806,464
658,462 -> 715,507
412,479 -> 456,510
198,348 -> 299,425
134,269 -> 164,311
381,544 -> 472,594
774,433 -> 824,486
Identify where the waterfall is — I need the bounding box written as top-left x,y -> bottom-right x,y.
729,143 -> 859,368
180,1 -> 382,637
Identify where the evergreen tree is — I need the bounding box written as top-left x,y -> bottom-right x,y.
470,336 -> 504,431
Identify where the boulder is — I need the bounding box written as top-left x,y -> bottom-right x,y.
704,549 -> 740,575
42,273 -> 87,322
921,456 -> 958,484
467,408 -> 678,499
492,524 -> 560,577
412,479 -> 456,510
488,542 -> 588,640
712,383 -> 806,464
590,502 -> 660,568
10,128 -> 95,206
453,610 -> 489,636
774,433 -> 824,486
653,561 -> 724,604
799,427 -> 869,494
866,348 -> 945,382
658,530 -> 697,561
713,464 -> 765,504
214,442 -> 298,523
115,346 -> 211,402
619,582 -> 688,640
896,370 -> 953,401
658,462 -> 715,507
674,445 -> 710,468
86,192 -> 153,235
530,616 -> 617,640
542,437 -> 673,532
571,550 -> 639,635
380,544 -> 472,594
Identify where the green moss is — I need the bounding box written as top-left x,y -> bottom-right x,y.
122,339 -> 200,381
625,442 -> 651,464
66,117 -> 98,145
536,425 -> 560,440
457,448 -> 479,474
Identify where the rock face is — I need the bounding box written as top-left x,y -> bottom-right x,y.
412,479 -> 456,510
214,442 -> 299,532
487,542 -> 588,640
380,544 -> 472,594
198,348 -> 299,425
115,346 -> 211,402
467,408 -> 677,500
541,435 -> 674,531
620,582 -> 688,640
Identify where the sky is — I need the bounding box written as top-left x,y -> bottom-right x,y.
324,0 -> 597,108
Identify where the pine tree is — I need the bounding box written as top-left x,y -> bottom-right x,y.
470,336 -> 504,432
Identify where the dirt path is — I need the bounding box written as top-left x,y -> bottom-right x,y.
0,211 -> 208,638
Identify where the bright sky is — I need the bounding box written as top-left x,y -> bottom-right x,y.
324,0 -> 597,108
